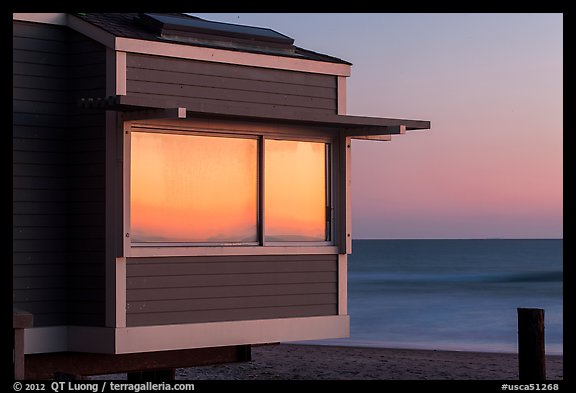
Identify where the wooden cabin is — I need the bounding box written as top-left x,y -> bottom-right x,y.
12,13 -> 430,379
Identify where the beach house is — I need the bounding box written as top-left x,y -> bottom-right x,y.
13,13 -> 430,379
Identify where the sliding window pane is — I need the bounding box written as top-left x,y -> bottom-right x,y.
265,139 -> 327,242
130,132 -> 258,243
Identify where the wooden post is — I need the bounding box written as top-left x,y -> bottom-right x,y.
13,309 -> 33,380
518,308 -> 546,381
13,328 -> 25,380
127,369 -> 176,381
237,344 -> 252,362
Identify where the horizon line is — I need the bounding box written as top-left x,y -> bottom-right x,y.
353,237 -> 564,240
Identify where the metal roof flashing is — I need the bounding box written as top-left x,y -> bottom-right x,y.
137,13 -> 295,45
134,13 -> 301,56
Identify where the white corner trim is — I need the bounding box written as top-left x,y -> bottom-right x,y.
338,254 -> 348,315
337,76 -> 347,115
122,122 -> 131,258
12,13 -> 67,25
344,137 -> 352,254
116,257 -> 127,328
116,51 -> 127,96
115,315 -> 350,354
115,37 -> 351,77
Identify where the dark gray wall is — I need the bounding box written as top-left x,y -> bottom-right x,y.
13,20 -> 107,327
67,30 -> 107,326
126,53 -> 337,117
126,254 -> 338,326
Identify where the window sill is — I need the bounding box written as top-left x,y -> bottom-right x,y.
125,245 -> 340,258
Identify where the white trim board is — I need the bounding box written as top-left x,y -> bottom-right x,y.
338,254 -> 348,315
23,316 -> 349,355
115,315 -> 349,354
13,13 -> 67,25
126,245 -> 339,258
337,76 -> 347,115
115,37 -> 350,76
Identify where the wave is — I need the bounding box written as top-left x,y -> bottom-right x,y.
349,270 -> 563,284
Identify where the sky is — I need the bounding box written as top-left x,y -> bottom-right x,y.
193,13 -> 563,239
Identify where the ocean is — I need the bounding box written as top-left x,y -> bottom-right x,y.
301,239 -> 563,355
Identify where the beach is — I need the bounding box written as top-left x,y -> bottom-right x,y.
93,343 -> 563,380
176,344 -> 563,380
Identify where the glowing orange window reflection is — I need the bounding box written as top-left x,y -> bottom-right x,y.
265,139 -> 327,242
130,132 -> 258,243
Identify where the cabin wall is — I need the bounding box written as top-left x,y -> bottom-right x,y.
14,17 -> 345,334
125,53 -> 338,116
13,20 -> 107,327
125,254 -> 338,326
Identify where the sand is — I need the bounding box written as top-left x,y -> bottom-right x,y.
175,344 -> 563,380
93,343 -> 563,380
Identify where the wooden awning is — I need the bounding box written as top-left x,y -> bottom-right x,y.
79,95 -> 430,139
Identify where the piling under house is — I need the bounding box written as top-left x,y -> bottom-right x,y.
13,13 -> 430,379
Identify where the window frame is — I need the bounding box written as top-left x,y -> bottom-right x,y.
123,120 -> 336,257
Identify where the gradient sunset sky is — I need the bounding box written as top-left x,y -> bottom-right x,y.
193,13 -> 563,239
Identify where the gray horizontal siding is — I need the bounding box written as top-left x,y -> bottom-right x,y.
13,20 -> 107,328
13,86 -> 69,103
13,175 -> 105,190
14,288 -> 67,302
68,28 -> 107,327
130,294 -> 337,314
12,36 -> 68,55
13,47 -> 68,66
128,272 -> 336,289
126,53 -> 337,117
13,21 -> 70,327
127,283 -> 336,302
126,254 -> 338,326
67,48 -> 107,326
127,305 -> 337,326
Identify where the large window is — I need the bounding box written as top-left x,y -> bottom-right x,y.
129,130 -> 330,246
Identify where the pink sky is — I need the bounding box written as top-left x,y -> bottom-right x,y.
194,13 -> 563,239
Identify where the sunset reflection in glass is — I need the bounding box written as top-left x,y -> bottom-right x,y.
265,139 -> 327,242
130,132 -> 258,243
